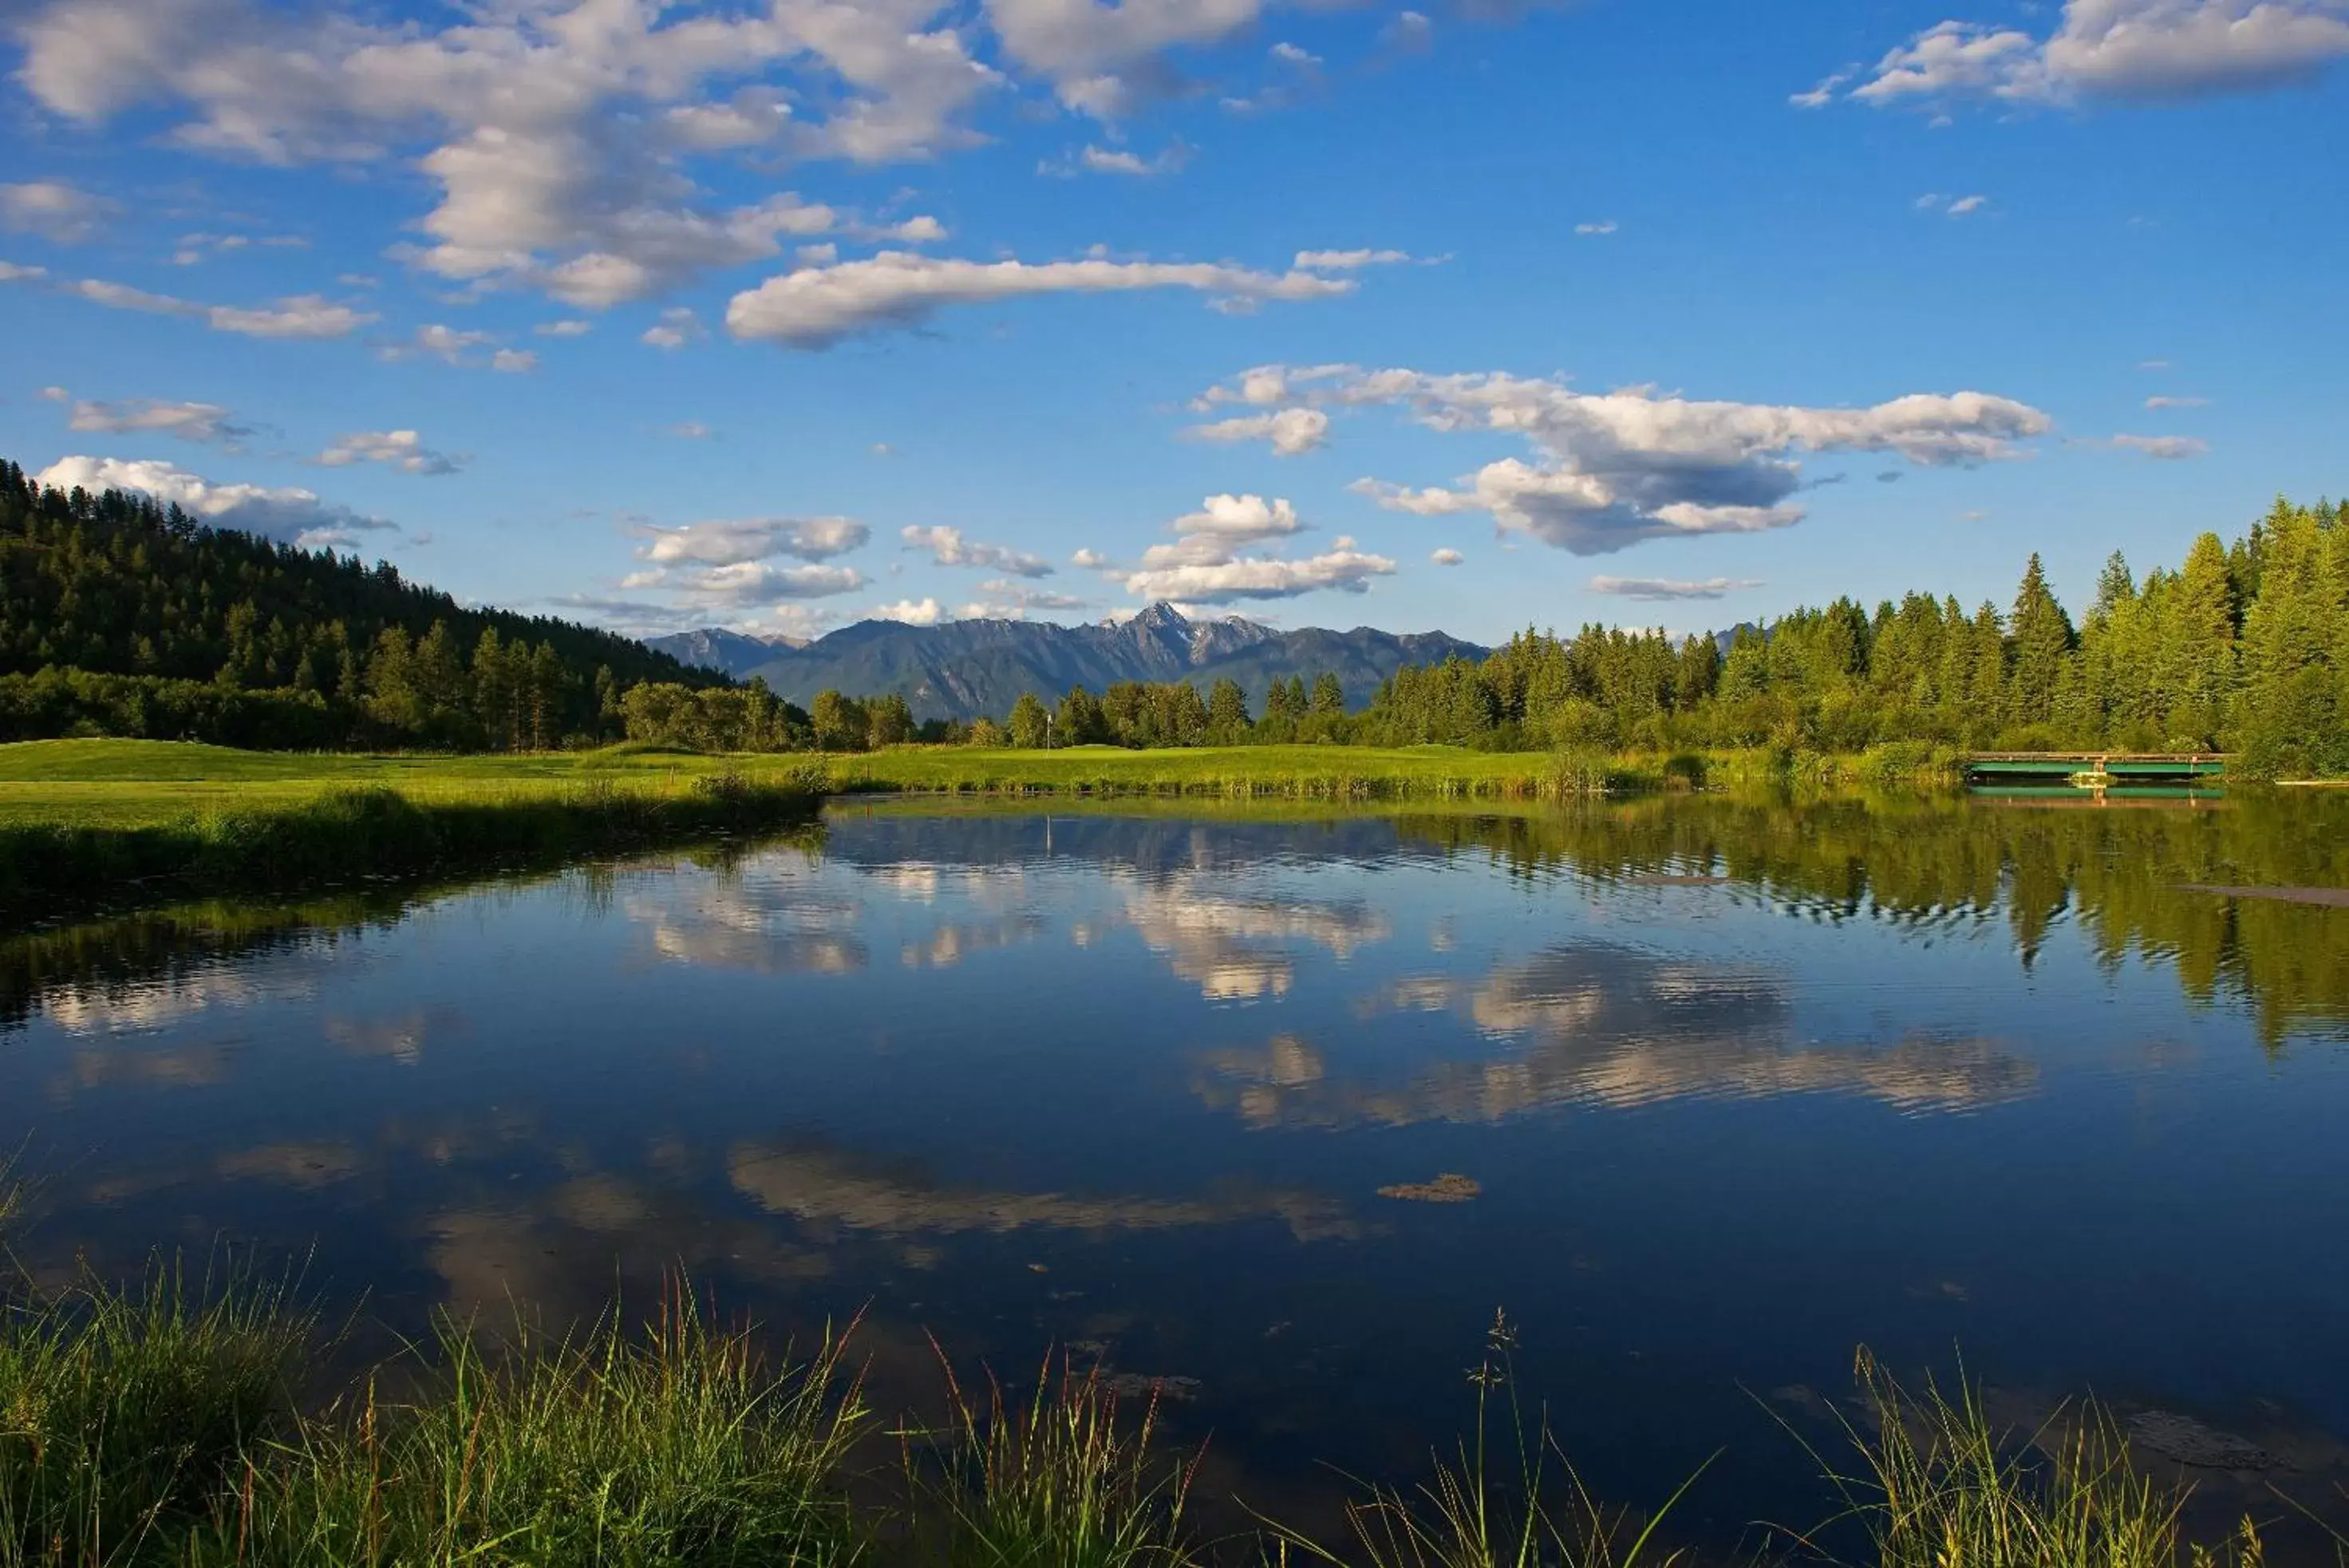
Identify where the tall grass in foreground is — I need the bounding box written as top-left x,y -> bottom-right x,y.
0,1253 -> 2317,1568
201,1290 -> 867,1567
0,1262 -> 311,1568
908,1348 -> 1200,1568
1805,1347 -> 2250,1568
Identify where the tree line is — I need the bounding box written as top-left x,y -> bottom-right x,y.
0,459 -> 717,748
6,457 -> 2343,774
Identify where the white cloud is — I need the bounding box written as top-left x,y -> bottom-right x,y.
2110,432 -> 2209,458
2145,394 -> 2210,409
1842,2 -> 2349,109
984,0 -> 1268,116
1168,493 -> 1304,543
13,267 -> 377,339
642,306 -> 707,350
1071,547 -> 1110,569
957,579 -> 1090,618
1193,363 -> 2053,555
1122,543 -> 1396,606
902,524 -> 1054,577
0,180 -> 119,243
1185,406 -> 1329,456
49,389 -> 250,446
1294,248 -> 1412,269
1589,575 -> 1765,601
871,596 -> 943,625
318,429 -> 465,476
664,421 -> 714,439
1430,547 -> 1463,567
535,318 -> 594,337
1384,10 -> 1435,51
1920,192 -> 1991,217
640,517 -> 871,567
1040,143 -> 1188,177
1946,195 -> 1988,216
1573,219 -> 1618,236
1790,69 -> 1853,107
727,250 -> 1352,348
1270,41 -> 1321,65
492,348 -> 539,373
399,323 -> 494,364
36,455 -> 394,548
14,0 -> 1001,307
1106,494 -> 1392,606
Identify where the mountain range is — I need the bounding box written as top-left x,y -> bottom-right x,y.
645,604 -> 1489,723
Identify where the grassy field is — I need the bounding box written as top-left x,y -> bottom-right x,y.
0,741 -> 828,919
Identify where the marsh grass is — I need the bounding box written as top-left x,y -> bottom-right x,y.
202,1286 -> 867,1567
1789,1347 -> 2234,1568
0,1260 -> 311,1567
905,1347 -> 1201,1568
1268,1313 -> 1703,1568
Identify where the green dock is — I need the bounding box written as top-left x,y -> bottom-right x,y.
1963,752 -> 2229,788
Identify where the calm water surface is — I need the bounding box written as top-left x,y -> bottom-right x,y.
6,792 -> 2349,1542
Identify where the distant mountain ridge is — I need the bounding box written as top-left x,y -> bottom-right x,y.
648,604 -> 1489,722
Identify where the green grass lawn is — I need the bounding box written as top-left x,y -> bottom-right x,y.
0,739 -> 1568,827
0,739 -> 831,827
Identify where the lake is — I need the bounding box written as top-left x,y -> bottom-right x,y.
6,790 -> 2349,1550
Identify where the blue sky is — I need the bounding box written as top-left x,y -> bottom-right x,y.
2,0 -> 2343,646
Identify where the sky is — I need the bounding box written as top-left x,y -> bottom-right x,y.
1,0 -> 2344,647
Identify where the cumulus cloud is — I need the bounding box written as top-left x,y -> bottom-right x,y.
1071,547 -> 1111,569
0,180 -> 119,243
642,306 -> 707,350
15,0 -> 1002,306
1838,1 -> 2349,110
1192,363 -> 2053,555
45,388 -> 251,446
725,251 -> 1352,348
492,348 -> 538,373
871,596 -> 942,625
1589,575 -> 1764,601
902,524 -> 1054,577
317,429 -> 465,475
1168,493 -> 1304,543
35,455 -> 393,549
638,517 -> 871,567
1104,495 -> 1393,606
1430,547 -> 1463,566
535,318 -> 594,337
1184,406 -> 1329,456
983,0 -> 1270,116
2110,432 -> 2209,458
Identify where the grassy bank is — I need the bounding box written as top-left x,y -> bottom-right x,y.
0,741 -> 827,921
0,1237 -> 2296,1568
825,741 -> 1965,800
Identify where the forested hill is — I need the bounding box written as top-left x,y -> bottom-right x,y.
653,602 -> 1490,723
0,458 -> 717,749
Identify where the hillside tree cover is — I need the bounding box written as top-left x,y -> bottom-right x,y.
0,459 -> 720,749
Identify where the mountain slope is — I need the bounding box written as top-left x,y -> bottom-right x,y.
710,604 -> 1488,721
643,627 -> 807,674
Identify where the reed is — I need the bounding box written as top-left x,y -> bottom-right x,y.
907,1348 -> 1201,1568
197,1287 -> 867,1567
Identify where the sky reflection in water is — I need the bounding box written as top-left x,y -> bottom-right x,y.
5,798 -> 2348,1542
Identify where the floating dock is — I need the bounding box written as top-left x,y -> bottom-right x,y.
1962,752 -> 2229,789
